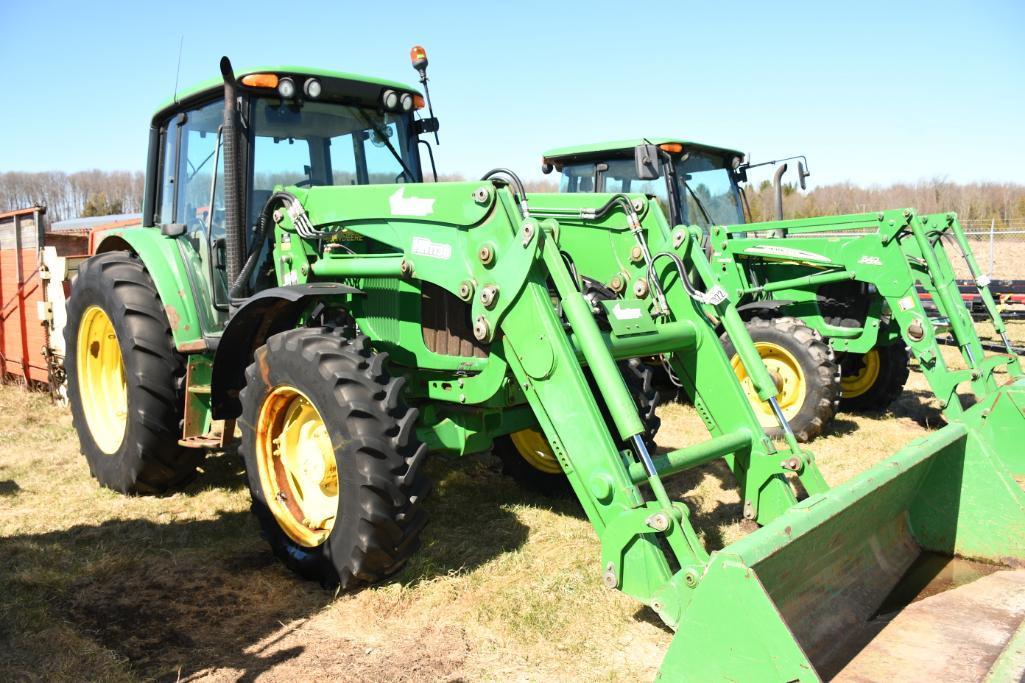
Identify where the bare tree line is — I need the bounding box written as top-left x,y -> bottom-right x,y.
3,168 -> 1024,229
0,170 -> 144,223
744,178 -> 1025,228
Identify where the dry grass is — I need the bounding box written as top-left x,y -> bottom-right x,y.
2,322 -> 1023,681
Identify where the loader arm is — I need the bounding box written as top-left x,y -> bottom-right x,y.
711,209 -> 1022,419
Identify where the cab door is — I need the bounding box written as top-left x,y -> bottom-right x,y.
153,98 -> 230,333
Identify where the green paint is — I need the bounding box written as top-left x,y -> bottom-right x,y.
73,68 -> 1025,681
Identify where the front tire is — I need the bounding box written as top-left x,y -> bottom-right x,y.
722,316 -> 840,443
239,328 -> 429,589
494,359 -> 661,495
65,251 -> 199,494
840,342 -> 910,412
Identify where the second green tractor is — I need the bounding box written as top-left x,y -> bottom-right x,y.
543,138 -> 1022,441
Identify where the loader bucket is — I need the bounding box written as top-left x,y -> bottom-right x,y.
659,380 -> 1025,682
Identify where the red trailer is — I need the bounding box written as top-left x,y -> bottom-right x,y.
0,206 -> 49,386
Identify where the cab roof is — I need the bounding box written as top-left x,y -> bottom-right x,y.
543,138 -> 746,164
153,65 -> 421,123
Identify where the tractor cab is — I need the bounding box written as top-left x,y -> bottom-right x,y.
542,138 -> 748,229
135,64 -> 436,328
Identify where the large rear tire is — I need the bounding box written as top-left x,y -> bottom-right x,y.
239,328 -> 429,589
65,251 -> 199,494
494,358 -> 661,495
840,341 -> 910,412
722,316 -> 840,443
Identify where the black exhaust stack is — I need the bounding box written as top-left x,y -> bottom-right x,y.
220,56 -> 243,290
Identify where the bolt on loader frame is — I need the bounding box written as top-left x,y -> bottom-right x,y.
543,139 -> 1023,428
64,58 -> 1025,680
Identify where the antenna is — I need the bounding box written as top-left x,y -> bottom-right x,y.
172,35 -> 184,104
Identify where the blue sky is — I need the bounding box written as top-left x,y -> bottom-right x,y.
1,0 -> 1022,187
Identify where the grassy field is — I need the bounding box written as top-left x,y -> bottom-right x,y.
2,323 -> 1023,681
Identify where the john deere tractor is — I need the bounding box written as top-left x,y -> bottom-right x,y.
543,139 -> 1022,441
65,53 -> 1025,679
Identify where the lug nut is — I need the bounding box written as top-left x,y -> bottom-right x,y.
782,457 -> 801,471
478,245 -> 494,265
634,279 -> 649,298
603,562 -> 618,589
609,276 -> 625,293
480,285 -> 499,309
522,222 -> 535,247
646,512 -> 671,532
472,186 -> 491,203
400,259 -> 412,277
473,316 -> 490,341
458,281 -> 474,301
630,246 -> 644,263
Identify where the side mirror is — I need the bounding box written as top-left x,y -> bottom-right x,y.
634,144 -> 661,181
798,160 -> 810,190
413,117 -> 440,135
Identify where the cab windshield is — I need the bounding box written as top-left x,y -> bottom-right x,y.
556,148 -> 746,228
674,151 -> 744,228
249,98 -> 420,226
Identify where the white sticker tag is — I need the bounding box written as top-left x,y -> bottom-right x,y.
612,303 -> 642,320
389,187 -> 435,216
898,296 -> 915,311
977,275 -> 991,288
858,255 -> 882,266
411,236 -> 452,260
702,285 -> 729,305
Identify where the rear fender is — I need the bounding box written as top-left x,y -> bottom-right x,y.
210,283 -> 362,419
93,228 -> 206,349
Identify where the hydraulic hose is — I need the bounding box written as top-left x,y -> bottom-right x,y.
480,168 -> 529,217
229,191 -> 301,302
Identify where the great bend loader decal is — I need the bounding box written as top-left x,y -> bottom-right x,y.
743,244 -> 830,263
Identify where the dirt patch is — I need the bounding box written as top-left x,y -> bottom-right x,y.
2,321 -> 1023,681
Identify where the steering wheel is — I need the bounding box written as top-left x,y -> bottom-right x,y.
293,178 -> 314,188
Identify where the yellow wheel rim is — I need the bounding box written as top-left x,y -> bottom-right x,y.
731,342 -> 807,430
77,305 -> 128,454
256,387 -> 339,547
509,428 -> 563,475
842,348 -> 881,399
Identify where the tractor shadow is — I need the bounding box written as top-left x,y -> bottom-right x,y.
866,388 -> 947,430
820,416 -> 860,437
0,479 -> 21,496
181,445 -> 249,494
0,456 -> 531,681
0,512 -> 317,681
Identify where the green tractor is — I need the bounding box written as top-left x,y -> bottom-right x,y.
65,53 -> 1025,679
542,139 -> 1022,440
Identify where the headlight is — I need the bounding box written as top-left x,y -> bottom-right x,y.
382,89 -> 399,109
303,78 -> 321,98
400,93 -> 413,111
277,77 -> 296,98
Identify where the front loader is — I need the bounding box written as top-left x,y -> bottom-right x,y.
63,53 -> 1025,679
543,139 -> 1023,439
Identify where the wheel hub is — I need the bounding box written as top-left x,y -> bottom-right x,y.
842,349 -> 881,398
76,305 -> 128,454
257,387 -> 339,546
731,342 -> 808,430
510,428 -> 563,474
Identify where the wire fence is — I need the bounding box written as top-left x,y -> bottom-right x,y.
959,220 -> 1025,281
